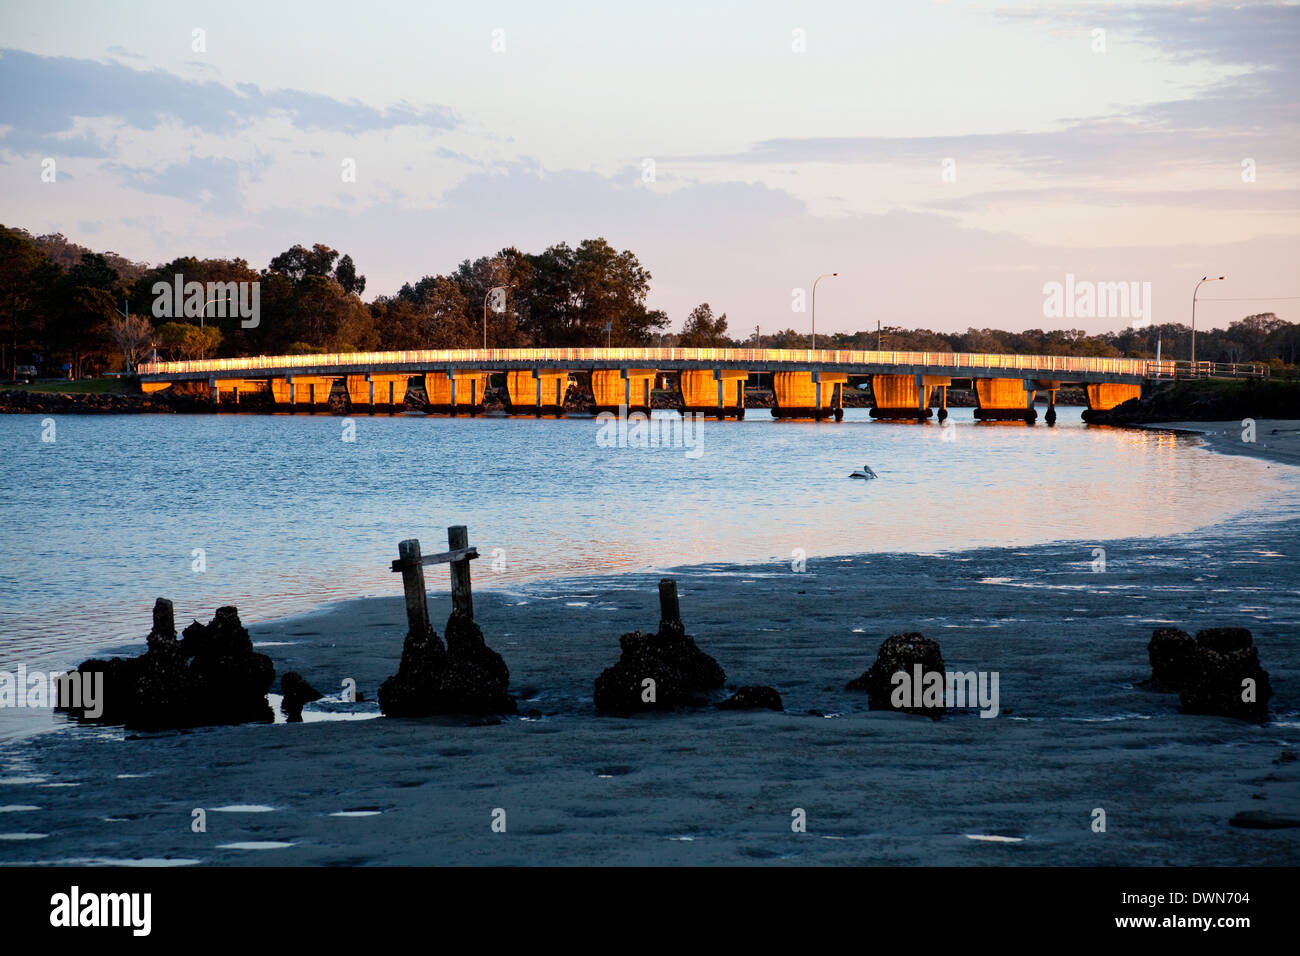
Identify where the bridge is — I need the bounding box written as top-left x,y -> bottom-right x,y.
137,347 -> 1268,422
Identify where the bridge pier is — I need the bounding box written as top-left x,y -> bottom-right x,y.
974,377 -> 1036,421
212,378 -> 265,407
771,371 -> 845,420
271,375 -> 336,412
346,374 -> 409,414
505,369 -> 569,416
424,371 -> 490,415
592,368 -> 655,415
869,373 -> 948,421
1084,382 -> 1142,412
679,369 -> 747,419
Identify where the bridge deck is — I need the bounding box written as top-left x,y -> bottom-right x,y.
136,347 -> 1266,384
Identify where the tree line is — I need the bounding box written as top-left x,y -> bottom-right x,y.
1,222 -> 1295,379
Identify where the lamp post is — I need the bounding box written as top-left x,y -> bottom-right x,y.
1191,275 -> 1225,367
811,272 -> 838,349
199,295 -> 233,331
483,286 -> 506,349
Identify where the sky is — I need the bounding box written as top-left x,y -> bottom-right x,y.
0,0 -> 1296,337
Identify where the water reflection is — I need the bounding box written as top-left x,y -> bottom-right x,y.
0,407 -> 1285,672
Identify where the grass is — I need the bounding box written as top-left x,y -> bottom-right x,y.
4,377 -> 135,395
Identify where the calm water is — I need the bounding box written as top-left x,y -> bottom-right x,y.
0,407 -> 1284,677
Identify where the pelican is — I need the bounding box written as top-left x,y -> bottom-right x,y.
849,465 -> 878,479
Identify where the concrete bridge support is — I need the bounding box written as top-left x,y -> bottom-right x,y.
1085,383 -> 1142,412
771,371 -> 845,420
974,378 -> 1037,422
679,369 -> 747,418
505,369 -> 569,415
592,368 -> 656,414
270,376 -> 337,412
424,371 -> 490,415
345,374 -> 409,414
869,373 -> 950,421
211,378 -> 267,406
1034,380 -> 1063,425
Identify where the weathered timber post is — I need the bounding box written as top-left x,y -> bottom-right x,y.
389,527 -> 480,631
394,539 -> 431,635
153,597 -> 174,636
658,578 -> 682,633
448,525 -> 474,618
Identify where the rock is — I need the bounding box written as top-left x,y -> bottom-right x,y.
1147,627 -> 1196,691
280,671 -> 324,722
1229,811 -> 1300,830
593,620 -> 725,715
717,686 -> 783,711
1195,627 -> 1254,654
57,603 -> 274,730
378,610 -> 516,717
846,632 -> 945,718
1179,628 -> 1272,723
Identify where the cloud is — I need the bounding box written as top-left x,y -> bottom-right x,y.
104,155 -> 247,211
681,2 -> 1300,176
0,49 -> 458,150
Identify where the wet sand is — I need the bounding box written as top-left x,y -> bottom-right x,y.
1,428 -> 1298,866
1142,419 -> 1300,468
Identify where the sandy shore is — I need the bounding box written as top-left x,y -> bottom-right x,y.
1142,419 -> 1300,467
1,428 -> 1298,866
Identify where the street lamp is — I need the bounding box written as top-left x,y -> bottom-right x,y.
811,272 -> 838,349
1191,275 -> 1225,366
199,295 -> 233,330
483,286 -> 506,349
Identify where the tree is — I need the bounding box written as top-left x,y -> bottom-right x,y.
335,254 -> 366,296
107,311 -> 153,371
154,322 -> 221,360
678,302 -> 730,347
0,225 -> 46,378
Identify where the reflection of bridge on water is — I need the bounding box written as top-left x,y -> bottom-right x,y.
137,347 -> 1268,423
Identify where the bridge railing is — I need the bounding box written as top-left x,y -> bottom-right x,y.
1146,360 -> 1270,380
135,347 -> 1268,380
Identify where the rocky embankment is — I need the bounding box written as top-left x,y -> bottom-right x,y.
0,387 -> 221,414
1083,379 -> 1300,425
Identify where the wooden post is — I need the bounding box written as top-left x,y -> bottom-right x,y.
658,578 -> 681,631
448,525 -> 473,618
535,370 -> 542,415
368,378 -> 375,414
397,538 -> 431,635
153,597 -> 175,636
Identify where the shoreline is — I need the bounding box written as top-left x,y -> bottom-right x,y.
1,479 -> 1297,864
1138,419 -> 1300,468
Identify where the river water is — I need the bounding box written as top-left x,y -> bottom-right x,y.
0,406 -> 1284,680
